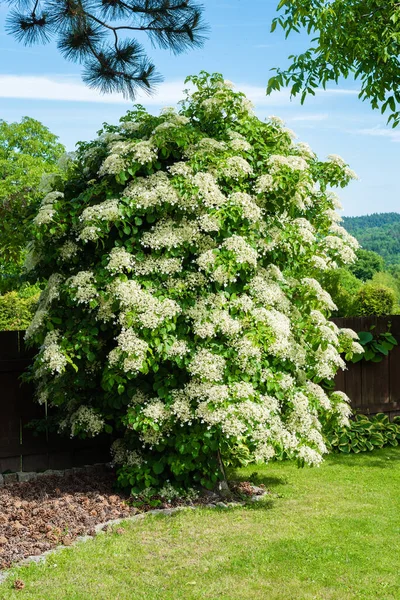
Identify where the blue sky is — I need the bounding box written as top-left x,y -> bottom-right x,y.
0,0 -> 398,216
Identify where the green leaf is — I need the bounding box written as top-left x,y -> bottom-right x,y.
358,331 -> 374,344
152,462 -> 165,475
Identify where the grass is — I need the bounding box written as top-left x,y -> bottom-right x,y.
1,448 -> 400,600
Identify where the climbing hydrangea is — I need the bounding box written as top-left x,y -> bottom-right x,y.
27,72 -> 361,492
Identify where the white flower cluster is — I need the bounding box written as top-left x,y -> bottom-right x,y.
106,247 -> 134,273
40,330 -> 67,374
131,140 -> 157,165
254,174 -> 278,194
34,191 -> 64,226
141,218 -> 200,250
327,154 -> 358,180
222,235 -> 258,268
166,339 -> 190,359
134,256 -> 183,276
193,172 -> 227,208
25,309 -> 47,340
168,162 -> 193,177
230,192 -> 263,223
111,439 -> 144,468
67,271 -> 98,305
221,156 -> 253,179
187,294 -> 242,339
98,140 -> 157,175
301,278 -> 337,311
70,406 -> 105,438
80,199 -> 121,224
232,337 -> 262,373
268,155 -> 308,173
249,275 -> 291,312
322,235 -> 357,264
124,172 -> 180,210
314,344 -> 346,379
59,240 -> 79,261
112,279 -> 181,329
108,328 -> 149,373
189,349 -> 226,382
98,153 -> 126,176
293,218 -> 316,245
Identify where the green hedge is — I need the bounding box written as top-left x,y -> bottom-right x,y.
325,413 -> 400,453
0,290 -> 39,331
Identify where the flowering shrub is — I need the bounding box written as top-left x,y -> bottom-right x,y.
26,72 -> 362,492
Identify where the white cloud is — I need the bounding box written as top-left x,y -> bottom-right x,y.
0,75 -> 184,105
356,127 -> 400,143
0,74 -> 360,109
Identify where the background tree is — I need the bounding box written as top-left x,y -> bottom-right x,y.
2,0 -> 207,98
343,213 -> 400,267
268,0 -> 400,126
349,249 -> 384,281
318,268 -> 362,317
0,117 -> 65,290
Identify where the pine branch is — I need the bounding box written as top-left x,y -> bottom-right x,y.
3,0 -> 208,97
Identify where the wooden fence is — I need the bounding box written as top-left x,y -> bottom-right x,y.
333,315 -> 400,420
1,317 -> 399,472
0,331 -> 110,473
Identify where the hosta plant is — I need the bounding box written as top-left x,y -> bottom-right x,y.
26,72 -> 362,492
324,413 -> 400,454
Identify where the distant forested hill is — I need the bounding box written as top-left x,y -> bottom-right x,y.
342,213 -> 400,266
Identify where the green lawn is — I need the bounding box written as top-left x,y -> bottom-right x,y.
1,448 -> 400,600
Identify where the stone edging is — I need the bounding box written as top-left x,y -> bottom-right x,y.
0,485 -> 268,586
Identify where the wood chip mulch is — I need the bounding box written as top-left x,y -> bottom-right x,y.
0,471 -> 137,570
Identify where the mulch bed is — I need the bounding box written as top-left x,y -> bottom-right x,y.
0,471 -> 139,570
0,472 -> 262,571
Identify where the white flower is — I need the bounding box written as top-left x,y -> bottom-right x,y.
268,155 -> 308,173
193,172 -> 227,208
166,340 -> 190,359
254,174 -> 278,194
59,240 -> 79,261
222,156 -> 253,179
230,192 -> 262,223
301,278 -> 337,311
143,399 -> 170,423
189,349 -> 226,382
67,271 -> 98,305
41,330 -> 67,374
107,247 -> 134,273
141,218 -> 199,250
70,406 -> 104,437
80,199 -> 121,224
222,235 -> 258,268
108,328 -> 149,373
98,153 -> 126,176
132,140 -> 157,164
